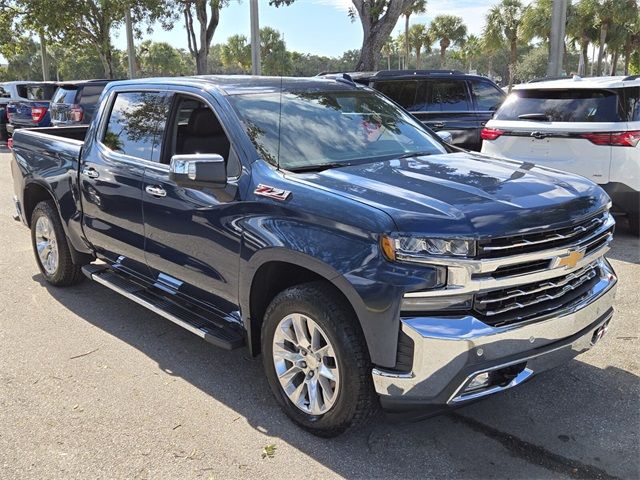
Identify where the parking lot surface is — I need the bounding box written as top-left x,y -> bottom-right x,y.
0,151 -> 638,479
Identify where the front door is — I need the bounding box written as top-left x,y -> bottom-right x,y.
80,90 -> 170,277
142,94 -> 246,313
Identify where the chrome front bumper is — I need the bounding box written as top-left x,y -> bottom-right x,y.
373,258 -> 617,408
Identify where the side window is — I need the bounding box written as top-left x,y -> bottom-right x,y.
624,87 -> 640,121
374,81 -> 420,111
432,80 -> 470,112
167,95 -> 235,172
102,91 -> 170,162
470,79 -> 505,111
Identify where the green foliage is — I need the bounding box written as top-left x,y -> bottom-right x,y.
137,40 -> 194,77
429,14 -> 467,67
514,45 -> 549,81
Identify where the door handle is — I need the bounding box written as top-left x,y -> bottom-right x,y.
145,185 -> 167,198
82,167 -> 99,179
432,122 -> 445,129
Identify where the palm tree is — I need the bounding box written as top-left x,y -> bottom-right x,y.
485,0 -> 527,88
595,0 -> 636,76
457,34 -> 481,72
429,15 -> 467,68
567,0 -> 600,76
381,37 -> 396,70
520,0 -> 553,49
408,24 -> 430,69
402,0 -> 427,68
622,12 -> 640,74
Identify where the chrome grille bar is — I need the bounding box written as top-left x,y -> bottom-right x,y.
478,263 -> 598,305
481,214 -> 606,254
478,267 -> 598,317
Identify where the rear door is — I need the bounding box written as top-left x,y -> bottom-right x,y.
482,88 -> 621,184
80,89 -> 170,278
468,77 -> 505,132
415,79 -> 479,150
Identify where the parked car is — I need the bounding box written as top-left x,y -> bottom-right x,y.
6,81 -> 58,136
11,76 -> 616,437
327,70 -> 506,151
0,81 -> 38,143
481,75 -> 640,234
50,79 -> 112,126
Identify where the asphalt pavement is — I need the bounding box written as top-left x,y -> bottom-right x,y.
0,151 -> 638,479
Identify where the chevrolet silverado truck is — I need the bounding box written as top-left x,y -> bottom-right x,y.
10,76 -> 617,437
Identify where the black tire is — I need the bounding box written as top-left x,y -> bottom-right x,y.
628,214 -> 639,236
261,281 -> 378,437
30,200 -> 85,286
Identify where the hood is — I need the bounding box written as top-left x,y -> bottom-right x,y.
295,152 -> 610,237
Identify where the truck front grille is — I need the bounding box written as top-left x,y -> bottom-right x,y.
474,262 -> 601,326
478,212 -> 610,259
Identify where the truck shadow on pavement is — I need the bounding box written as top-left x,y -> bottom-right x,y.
33,274 -> 639,479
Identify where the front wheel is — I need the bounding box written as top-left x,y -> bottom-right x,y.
30,201 -> 85,286
262,282 -> 378,437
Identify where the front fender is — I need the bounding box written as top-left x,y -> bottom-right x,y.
238,215 -> 442,368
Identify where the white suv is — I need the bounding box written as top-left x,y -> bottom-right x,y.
481,75 -> 640,234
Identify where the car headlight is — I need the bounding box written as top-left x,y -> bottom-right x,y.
381,235 -> 476,261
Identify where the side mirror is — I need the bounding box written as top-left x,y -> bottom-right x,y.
436,131 -> 453,144
169,154 -> 227,188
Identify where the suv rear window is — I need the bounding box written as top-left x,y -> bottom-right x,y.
22,85 -> 57,101
52,87 -> 78,104
495,89 -> 622,122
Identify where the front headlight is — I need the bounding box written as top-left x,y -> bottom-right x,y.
381,235 -> 476,261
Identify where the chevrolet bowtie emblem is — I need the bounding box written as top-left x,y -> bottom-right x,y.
556,249 -> 585,269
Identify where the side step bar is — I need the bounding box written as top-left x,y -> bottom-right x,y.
82,264 -> 244,350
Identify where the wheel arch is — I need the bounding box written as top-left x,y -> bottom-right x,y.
241,250 -> 370,360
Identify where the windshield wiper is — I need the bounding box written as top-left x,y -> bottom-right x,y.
518,113 -> 551,121
287,162 -> 351,173
398,151 -> 434,159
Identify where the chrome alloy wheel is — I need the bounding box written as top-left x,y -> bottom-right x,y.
272,313 -> 340,415
35,216 -> 58,275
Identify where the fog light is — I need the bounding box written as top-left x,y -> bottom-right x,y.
465,372 -> 490,392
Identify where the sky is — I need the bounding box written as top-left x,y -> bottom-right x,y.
112,0 -> 534,58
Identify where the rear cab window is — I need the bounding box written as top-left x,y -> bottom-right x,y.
24,85 -> 57,101
495,89 -> 623,122
101,91 -> 170,162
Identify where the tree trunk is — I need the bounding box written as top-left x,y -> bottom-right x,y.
404,14 -> 410,69
623,40 -> 632,75
597,24 -> 608,76
416,50 -> 421,69
353,1 -> 411,71
509,38 -> 517,87
39,30 -> 49,81
578,40 -> 588,76
387,55 -> 391,70
609,50 -> 619,75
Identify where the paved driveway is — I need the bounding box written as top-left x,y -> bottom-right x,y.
0,151 -> 638,479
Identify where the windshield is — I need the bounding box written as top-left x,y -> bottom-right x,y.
228,90 -> 446,170
495,89 -> 622,122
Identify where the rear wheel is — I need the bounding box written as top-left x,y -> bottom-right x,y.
262,281 -> 378,437
30,201 -> 84,286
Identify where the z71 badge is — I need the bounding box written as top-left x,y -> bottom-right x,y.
254,184 -> 292,201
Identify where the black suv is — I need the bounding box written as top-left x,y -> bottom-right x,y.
345,70 -> 506,151
50,79 -> 112,126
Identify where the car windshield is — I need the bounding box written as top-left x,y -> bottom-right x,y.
228,90 -> 445,170
495,89 -> 622,122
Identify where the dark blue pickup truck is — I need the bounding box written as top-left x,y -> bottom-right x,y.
10,76 -> 617,436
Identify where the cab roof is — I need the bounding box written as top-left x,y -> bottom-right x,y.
109,75 -> 363,95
